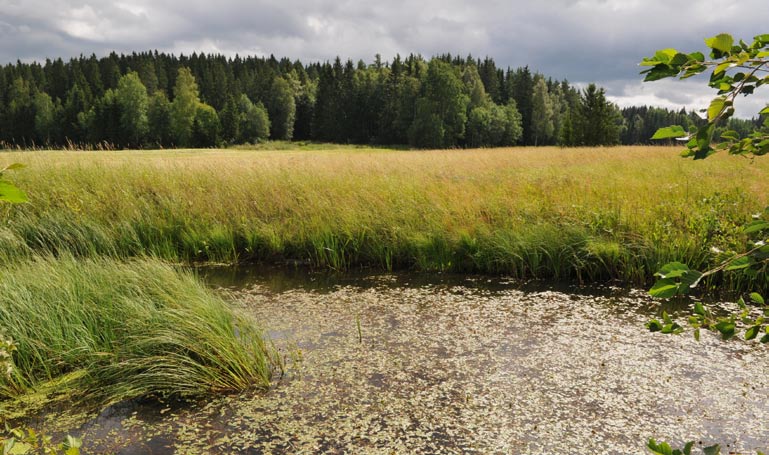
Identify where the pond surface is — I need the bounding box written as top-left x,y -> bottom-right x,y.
66,268 -> 769,454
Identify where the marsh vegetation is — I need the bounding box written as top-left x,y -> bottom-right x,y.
1,144 -> 767,453
32,269 -> 769,454
2,145 -> 767,290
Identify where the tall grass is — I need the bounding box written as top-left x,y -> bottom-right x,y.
0,256 -> 280,407
1,146 -> 767,290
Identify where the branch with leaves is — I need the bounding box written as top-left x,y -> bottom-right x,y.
641,33 -> 769,159
642,33 -> 769,344
641,33 -> 769,455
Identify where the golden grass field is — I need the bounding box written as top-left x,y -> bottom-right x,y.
2,145 -> 767,287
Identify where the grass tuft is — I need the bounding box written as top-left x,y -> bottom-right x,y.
0,256 -> 280,408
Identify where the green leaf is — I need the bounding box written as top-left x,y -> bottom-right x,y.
651,126 -> 688,140
703,444 -> 721,455
647,439 -> 674,455
655,262 -> 690,279
724,256 -> 751,271
705,34 -> 734,53
714,61 -> 732,76
750,292 -> 765,305
2,438 -> 14,455
693,327 -> 701,341
708,97 -> 727,122
654,48 -> 679,63
760,106 -> 769,115
647,319 -> 663,332
745,325 -> 761,340
715,320 -> 735,340
743,220 -> 769,234
0,181 -> 28,204
694,302 -> 707,316
661,322 -> 683,334
683,441 -> 694,455
641,64 -> 682,82
65,435 -> 82,449
7,440 -> 32,455
650,278 -> 678,298
681,269 -> 703,289
719,129 -> 739,141
761,333 -> 769,343
693,124 -> 716,159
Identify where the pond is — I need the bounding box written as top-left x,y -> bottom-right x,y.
61,268 -> 769,454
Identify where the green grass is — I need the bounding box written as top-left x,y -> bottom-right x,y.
0,256 -> 280,411
1,145 -> 767,291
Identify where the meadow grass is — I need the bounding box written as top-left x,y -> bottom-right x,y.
0,256 -> 280,412
1,145 -> 767,290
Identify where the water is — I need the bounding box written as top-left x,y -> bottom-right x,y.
62,268 -> 769,454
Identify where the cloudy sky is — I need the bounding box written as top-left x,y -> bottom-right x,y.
1,0 -> 768,116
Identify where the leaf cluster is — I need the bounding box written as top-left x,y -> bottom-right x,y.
647,439 -> 731,455
642,33 -> 769,159
2,425 -> 81,455
648,209 -> 769,343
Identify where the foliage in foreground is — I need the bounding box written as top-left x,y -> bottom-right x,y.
0,256 -> 280,411
643,32 -> 769,159
1,427 -> 81,455
645,31 -> 769,339
643,32 -> 769,454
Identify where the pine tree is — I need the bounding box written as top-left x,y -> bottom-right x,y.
531,76 -> 554,145
510,66 -> 534,145
578,84 -> 621,146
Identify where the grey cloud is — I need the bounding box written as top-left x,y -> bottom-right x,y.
1,0 -> 768,115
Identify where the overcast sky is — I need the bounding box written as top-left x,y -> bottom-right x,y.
1,0 -> 768,116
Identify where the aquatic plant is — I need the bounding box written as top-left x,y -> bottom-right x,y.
0,256 -> 280,408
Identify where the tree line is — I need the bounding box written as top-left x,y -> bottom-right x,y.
0,51 -> 761,149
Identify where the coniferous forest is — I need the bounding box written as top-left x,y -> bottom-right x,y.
0,51 -> 762,149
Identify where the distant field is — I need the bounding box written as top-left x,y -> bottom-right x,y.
2,145 -> 767,290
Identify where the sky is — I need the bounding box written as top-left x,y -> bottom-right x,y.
1,0 -> 768,117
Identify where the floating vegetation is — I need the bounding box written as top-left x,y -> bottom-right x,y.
45,272 -> 769,454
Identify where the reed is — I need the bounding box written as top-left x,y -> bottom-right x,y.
0,256 -> 280,408
1,145 -> 765,290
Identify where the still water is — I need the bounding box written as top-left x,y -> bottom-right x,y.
73,268 -> 768,454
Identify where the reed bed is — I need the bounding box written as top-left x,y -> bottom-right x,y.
1,145 -> 766,290
0,256 -> 279,409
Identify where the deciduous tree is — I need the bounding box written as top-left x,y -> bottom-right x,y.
115,72 -> 149,147
170,68 -> 201,147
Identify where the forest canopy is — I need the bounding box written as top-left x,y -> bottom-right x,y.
0,51 -> 762,149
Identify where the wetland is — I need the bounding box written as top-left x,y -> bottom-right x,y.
52,268 -> 769,454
